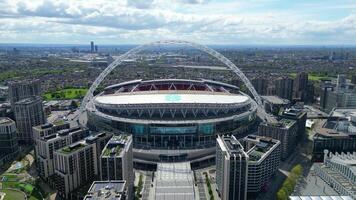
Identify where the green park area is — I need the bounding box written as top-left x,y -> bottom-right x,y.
289,72 -> 333,82
1,155 -> 46,200
0,189 -> 26,200
43,88 -> 88,100
1,174 -> 44,200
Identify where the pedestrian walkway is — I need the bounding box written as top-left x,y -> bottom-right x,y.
195,172 -> 207,200
154,162 -> 195,200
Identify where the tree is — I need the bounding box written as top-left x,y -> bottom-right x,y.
70,100 -> 78,109
282,179 -> 293,194
276,188 -> 288,200
291,164 -> 303,176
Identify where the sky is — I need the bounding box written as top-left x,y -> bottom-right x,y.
0,0 -> 355,45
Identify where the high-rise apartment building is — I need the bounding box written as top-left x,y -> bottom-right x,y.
33,122 -> 70,141
0,117 -> 18,165
8,79 -> 41,108
243,135 -> 281,194
216,135 -> 248,200
293,72 -> 308,101
54,139 -> 98,200
252,77 -> 268,95
216,135 -> 281,199
280,107 -> 307,140
14,96 -> 46,143
336,74 -> 347,91
54,132 -> 112,199
258,119 -> 298,160
100,135 -> 133,199
274,77 -> 294,101
35,126 -> 89,183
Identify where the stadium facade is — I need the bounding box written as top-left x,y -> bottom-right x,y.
87,79 -> 258,166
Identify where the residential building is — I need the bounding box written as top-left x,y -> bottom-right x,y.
54,138 -> 98,200
294,72 -> 308,102
319,79 -> 334,110
336,74 -> 347,91
33,121 -> 70,140
258,119 -> 298,160
54,132 -> 112,199
14,96 -> 46,143
216,135 -> 282,199
313,150 -> 356,198
84,181 -> 127,200
274,77 -> 294,101
243,135 -> 281,194
35,126 -> 89,183
262,96 -> 290,115
252,77 -> 268,95
100,135 -> 133,199
8,79 -> 41,109
0,117 -> 18,165
280,107 -> 307,140
216,135 -> 248,200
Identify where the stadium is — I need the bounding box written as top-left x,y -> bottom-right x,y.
87,79 -> 258,167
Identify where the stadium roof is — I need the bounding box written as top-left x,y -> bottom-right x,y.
95,92 -> 249,105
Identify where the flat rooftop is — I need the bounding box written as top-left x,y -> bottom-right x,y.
102,135 -> 130,157
330,108 -> 356,118
95,91 -> 249,105
58,141 -> 88,154
15,96 -> 41,105
0,117 -> 14,125
262,95 -> 290,105
84,181 -> 126,200
245,135 -> 280,162
265,118 -> 296,129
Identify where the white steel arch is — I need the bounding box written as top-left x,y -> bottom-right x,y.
80,40 -> 262,114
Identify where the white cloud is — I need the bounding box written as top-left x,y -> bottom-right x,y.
0,0 -> 355,44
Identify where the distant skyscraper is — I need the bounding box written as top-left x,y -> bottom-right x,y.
14,96 -> 46,143
94,45 -> 98,52
100,135 -> 133,199
90,41 -> 94,52
216,135 -> 248,200
0,117 -> 18,165
274,77 -> 294,101
337,74 -> 347,91
293,72 -> 308,101
8,79 -> 41,109
252,77 -> 268,95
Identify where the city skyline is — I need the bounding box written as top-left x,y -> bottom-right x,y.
0,0 -> 356,45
